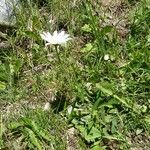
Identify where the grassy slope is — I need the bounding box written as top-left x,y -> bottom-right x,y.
0,0 -> 150,149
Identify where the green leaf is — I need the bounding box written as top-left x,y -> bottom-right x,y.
31,121 -> 54,142
96,83 -> 139,113
24,30 -> 40,41
93,97 -> 101,110
111,118 -> 117,133
9,122 -> 23,130
103,135 -> 122,141
85,127 -> 101,142
136,128 -> 143,135
22,118 -> 54,143
144,115 -> 150,124
0,81 -> 6,90
0,65 -> 7,82
13,59 -> 23,73
104,115 -> 112,123
96,83 -> 113,96
91,145 -> 105,150
81,24 -> 92,33
81,43 -> 93,52
141,105 -> 147,113
101,26 -> 113,35
24,127 -> 43,150
113,95 -> 138,113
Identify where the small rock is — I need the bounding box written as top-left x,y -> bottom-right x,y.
0,0 -> 19,26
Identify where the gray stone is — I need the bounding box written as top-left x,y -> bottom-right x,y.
0,0 -> 18,26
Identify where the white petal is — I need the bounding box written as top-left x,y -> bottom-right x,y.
58,31 -> 65,37
57,36 -> 66,44
53,30 -> 58,37
45,32 -> 52,42
40,32 -> 52,43
47,32 -> 52,38
63,34 -> 70,39
40,33 -> 48,41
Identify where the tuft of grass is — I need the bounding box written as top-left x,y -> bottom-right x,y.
1,109 -> 67,149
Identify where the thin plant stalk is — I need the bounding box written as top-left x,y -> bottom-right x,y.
55,45 -> 61,63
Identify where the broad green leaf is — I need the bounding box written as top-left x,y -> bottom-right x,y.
113,95 -> 139,113
96,83 -> 113,96
85,127 -> 101,142
96,83 -> 139,113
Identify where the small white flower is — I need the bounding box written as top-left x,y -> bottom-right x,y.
40,30 -> 72,45
43,102 -> 50,110
104,54 -> 110,61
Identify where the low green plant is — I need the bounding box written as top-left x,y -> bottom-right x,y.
1,109 -> 66,149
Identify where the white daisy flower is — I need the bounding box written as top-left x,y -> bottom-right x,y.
40,30 -> 72,45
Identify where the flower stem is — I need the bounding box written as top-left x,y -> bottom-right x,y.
55,45 -> 61,63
